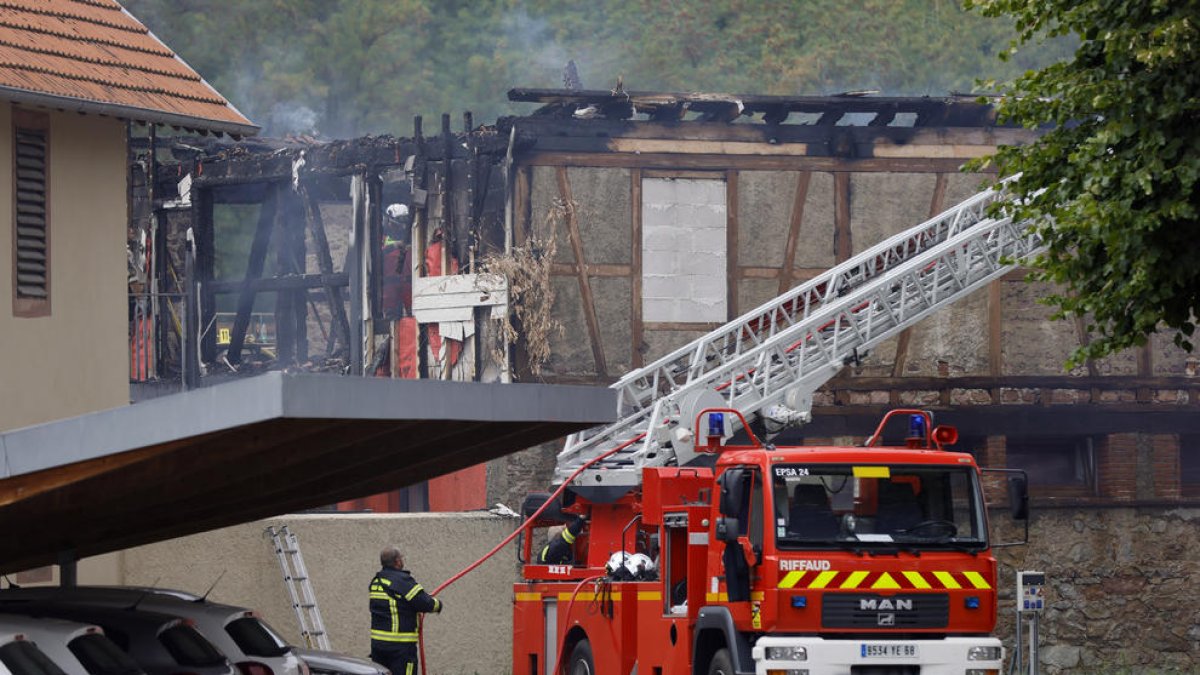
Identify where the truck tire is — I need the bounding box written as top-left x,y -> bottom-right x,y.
568,639 -> 594,675
706,648 -> 734,675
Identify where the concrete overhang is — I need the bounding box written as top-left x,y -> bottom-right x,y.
0,373 -> 615,573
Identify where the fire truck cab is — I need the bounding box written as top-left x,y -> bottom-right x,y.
513,409 -> 1026,675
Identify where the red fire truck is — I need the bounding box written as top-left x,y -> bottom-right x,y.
514,408 -> 1027,675
512,182 -> 1040,674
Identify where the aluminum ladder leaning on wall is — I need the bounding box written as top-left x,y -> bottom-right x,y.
265,525 -> 332,650
556,179 -> 1044,495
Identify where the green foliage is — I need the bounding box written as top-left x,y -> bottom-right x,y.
967,0 -> 1200,364
123,0 -> 1070,137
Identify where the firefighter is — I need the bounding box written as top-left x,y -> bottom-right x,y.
368,546 -> 442,675
539,515 -> 586,565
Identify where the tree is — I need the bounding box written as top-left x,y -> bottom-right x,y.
967,0 -> 1200,363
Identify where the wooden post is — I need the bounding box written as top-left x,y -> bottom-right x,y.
227,184 -> 278,365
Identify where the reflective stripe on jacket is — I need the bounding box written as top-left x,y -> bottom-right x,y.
369,568 -> 441,643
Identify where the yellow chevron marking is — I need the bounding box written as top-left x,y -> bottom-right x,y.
852,466 -> 891,478
779,571 -> 807,589
903,571 -> 932,589
638,591 -> 662,601
872,572 -> 902,589
962,571 -> 991,589
840,571 -> 870,589
515,592 -> 542,601
809,571 -> 839,589
933,571 -> 961,589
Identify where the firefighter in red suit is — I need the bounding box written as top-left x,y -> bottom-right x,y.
368,546 -> 442,675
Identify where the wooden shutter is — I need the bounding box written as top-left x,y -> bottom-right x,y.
12,110 -> 49,317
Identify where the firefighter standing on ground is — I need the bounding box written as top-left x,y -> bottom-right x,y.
369,546 -> 442,675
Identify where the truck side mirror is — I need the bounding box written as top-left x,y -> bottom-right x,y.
1008,475 -> 1029,521
718,469 -> 747,516
715,516 -> 740,543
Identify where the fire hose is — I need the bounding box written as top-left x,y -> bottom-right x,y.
417,431 -> 647,675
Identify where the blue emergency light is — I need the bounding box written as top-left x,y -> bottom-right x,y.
908,414 -> 926,440
708,412 -> 725,438
791,596 -> 807,608
965,596 -> 981,609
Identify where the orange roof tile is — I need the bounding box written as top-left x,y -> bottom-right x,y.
0,0 -> 256,136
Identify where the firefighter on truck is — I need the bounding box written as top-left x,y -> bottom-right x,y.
513,409 -> 1028,675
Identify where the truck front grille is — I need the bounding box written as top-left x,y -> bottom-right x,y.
822,593 -> 949,629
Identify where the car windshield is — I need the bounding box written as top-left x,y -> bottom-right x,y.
0,641 -> 67,675
68,634 -> 145,675
224,618 -> 288,658
772,463 -> 986,550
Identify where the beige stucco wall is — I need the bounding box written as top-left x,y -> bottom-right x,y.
119,513 -> 520,675
0,104 -> 129,431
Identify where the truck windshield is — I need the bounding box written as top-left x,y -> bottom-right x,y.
772,464 -> 986,550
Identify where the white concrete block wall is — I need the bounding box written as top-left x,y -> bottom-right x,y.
642,177 -> 727,323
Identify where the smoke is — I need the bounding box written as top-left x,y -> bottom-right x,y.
266,102 -> 320,137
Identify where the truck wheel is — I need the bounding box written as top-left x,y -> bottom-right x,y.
706,648 -> 734,675
568,639 -> 594,675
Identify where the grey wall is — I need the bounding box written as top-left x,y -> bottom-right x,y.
121,514 -> 520,675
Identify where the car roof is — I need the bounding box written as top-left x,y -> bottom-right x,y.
0,615 -> 97,641
0,603 -> 185,631
0,588 -> 246,620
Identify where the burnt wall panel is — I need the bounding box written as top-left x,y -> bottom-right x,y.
794,172 -> 836,268
849,173 -> 936,254
530,166 -> 573,263
737,171 -> 799,268
566,167 -> 632,265
943,172 -> 992,209
903,291 -> 991,377
592,276 -> 633,374
1001,280 -> 1084,376
1152,332 -> 1194,377
643,329 -> 709,364
738,278 -> 780,319
546,277 -> 594,376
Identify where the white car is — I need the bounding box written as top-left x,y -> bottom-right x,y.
0,615 -> 143,675
0,589 -> 303,675
0,625 -> 58,675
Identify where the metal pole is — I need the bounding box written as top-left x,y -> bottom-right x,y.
1029,612 -> 1039,675
1010,610 -> 1022,675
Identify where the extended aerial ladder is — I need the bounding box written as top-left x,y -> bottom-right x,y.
557,181 -> 1044,499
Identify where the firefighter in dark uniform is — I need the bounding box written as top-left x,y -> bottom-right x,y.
369,546 -> 442,675
539,516 -> 586,564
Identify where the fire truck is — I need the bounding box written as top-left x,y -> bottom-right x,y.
513,182 -> 1040,675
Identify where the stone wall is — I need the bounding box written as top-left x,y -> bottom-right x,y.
993,507 -> 1200,674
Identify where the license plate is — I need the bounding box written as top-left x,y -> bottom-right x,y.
861,644 -> 918,658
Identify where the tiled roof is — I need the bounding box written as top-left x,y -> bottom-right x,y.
0,0 -> 256,136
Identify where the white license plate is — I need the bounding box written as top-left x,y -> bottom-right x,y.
861,644 -> 918,658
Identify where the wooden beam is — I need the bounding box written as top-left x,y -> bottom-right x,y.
726,169 -> 739,320
550,263 -> 632,277
522,152 -> 978,174
227,185 -> 278,365
631,168 -> 644,369
833,172 -> 852,262
210,273 -> 349,294
1138,343 -> 1154,402
778,171 -> 812,295
301,187 -> 352,357
644,321 -> 725,332
556,167 -> 608,377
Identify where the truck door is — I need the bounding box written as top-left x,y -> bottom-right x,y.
717,468 -> 763,602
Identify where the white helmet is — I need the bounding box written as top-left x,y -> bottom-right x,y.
605,551 -> 631,577
386,203 -> 409,219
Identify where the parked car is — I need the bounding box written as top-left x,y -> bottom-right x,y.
0,604 -> 234,675
0,623 -> 67,675
287,649 -> 383,675
0,616 -> 143,675
0,589 -> 303,675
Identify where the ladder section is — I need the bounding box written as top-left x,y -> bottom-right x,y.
558,202 -> 1042,488
266,525 -> 332,651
